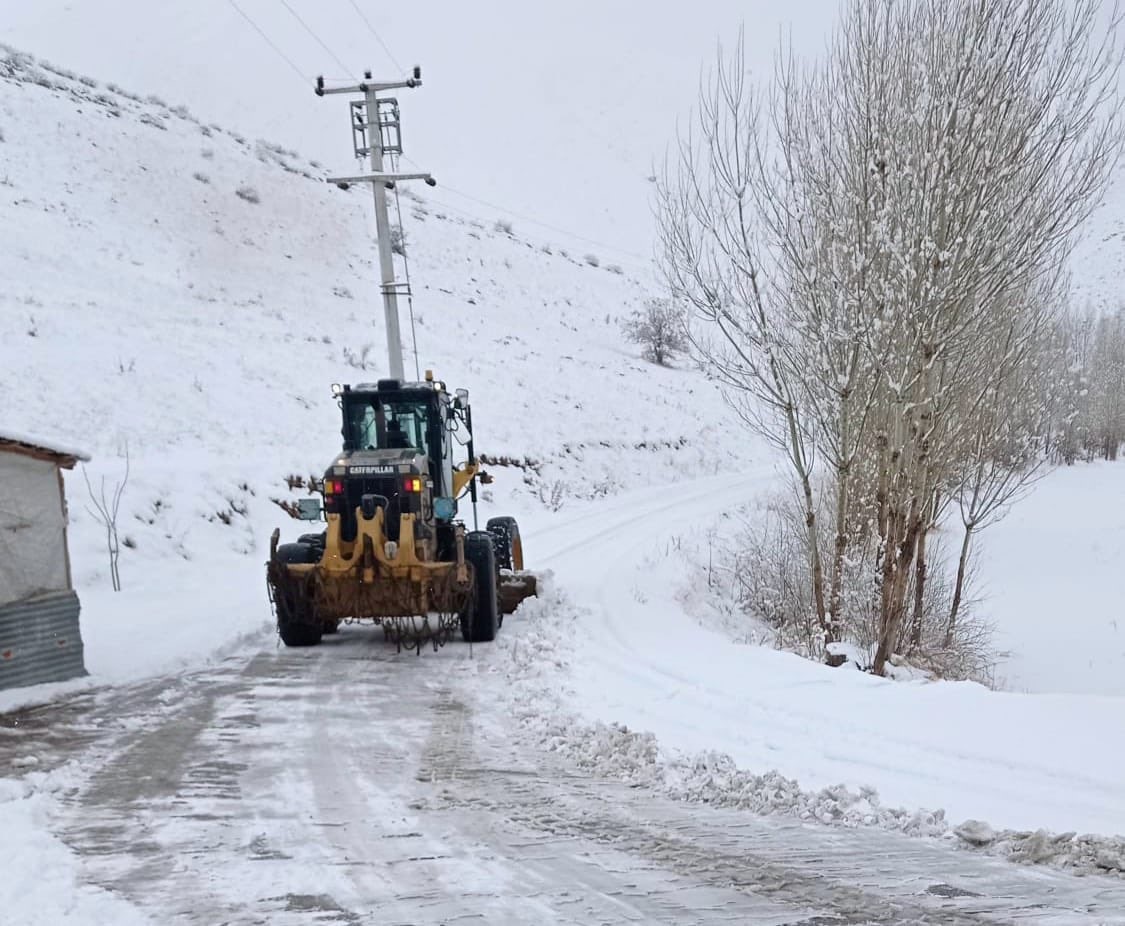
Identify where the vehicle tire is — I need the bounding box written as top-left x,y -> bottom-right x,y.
298,531 -> 327,556
461,531 -> 500,643
486,516 -> 524,571
274,542 -> 323,647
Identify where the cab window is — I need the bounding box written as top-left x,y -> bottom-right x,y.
345,399 -> 430,458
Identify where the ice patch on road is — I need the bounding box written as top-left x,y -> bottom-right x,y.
492,575 -> 1125,879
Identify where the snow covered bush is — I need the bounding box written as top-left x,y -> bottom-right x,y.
390,224 -> 406,256
82,451 -> 130,592
537,479 -> 566,512
583,252 -> 600,268
342,343 -> 376,371
622,298 -> 688,366
493,218 -> 514,235
710,490 -> 996,682
192,171 -> 210,185
235,185 -> 260,204
106,82 -> 141,102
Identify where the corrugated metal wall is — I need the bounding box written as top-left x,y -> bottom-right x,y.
0,590 -> 86,691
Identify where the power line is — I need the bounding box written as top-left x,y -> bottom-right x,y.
399,155 -> 650,263
222,5 -> 650,271
345,0 -> 404,73
400,190 -> 652,275
277,0 -> 355,78
390,153 -> 422,380
225,0 -> 310,85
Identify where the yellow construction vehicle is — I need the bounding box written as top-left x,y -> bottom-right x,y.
267,371 -> 535,650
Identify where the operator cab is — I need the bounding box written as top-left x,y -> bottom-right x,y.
325,376 -> 470,547
345,394 -> 429,455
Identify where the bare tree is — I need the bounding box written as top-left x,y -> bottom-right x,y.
657,43 -> 832,645
945,286 -> 1060,645
659,0 -> 1122,675
1088,310 -> 1125,459
83,447 -> 129,592
1046,305 -> 1125,463
623,298 -> 689,365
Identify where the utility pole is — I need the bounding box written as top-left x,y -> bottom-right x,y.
316,68 -> 435,382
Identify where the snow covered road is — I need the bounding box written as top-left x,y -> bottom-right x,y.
5,635 -> 1125,925
3,480 -> 1125,922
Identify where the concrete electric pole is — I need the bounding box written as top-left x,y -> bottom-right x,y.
316,68 -> 435,382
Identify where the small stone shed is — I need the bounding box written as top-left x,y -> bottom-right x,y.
0,430 -> 90,691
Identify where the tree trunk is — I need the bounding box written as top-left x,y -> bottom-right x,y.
873,506 -> 902,675
826,459 -> 852,667
873,510 -> 922,675
873,432 -> 926,677
799,472 -> 829,642
944,522 -> 974,648
910,520 -> 928,650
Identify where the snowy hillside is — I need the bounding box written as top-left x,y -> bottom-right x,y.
0,47 -> 747,677
0,0 -> 840,257
1071,170 -> 1125,313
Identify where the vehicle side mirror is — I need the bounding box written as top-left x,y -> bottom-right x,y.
296,498 -> 322,521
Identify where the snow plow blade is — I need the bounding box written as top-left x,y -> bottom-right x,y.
499,570 -> 537,615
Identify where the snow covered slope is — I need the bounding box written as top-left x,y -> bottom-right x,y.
1070,170 -> 1125,313
0,47 -> 746,682
0,0 -> 840,257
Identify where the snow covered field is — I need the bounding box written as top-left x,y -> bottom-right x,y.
983,462 -> 1125,697
4,33 -> 1125,924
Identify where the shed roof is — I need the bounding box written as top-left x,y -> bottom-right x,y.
0,430 -> 91,469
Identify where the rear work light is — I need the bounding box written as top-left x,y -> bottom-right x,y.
403,477 -> 423,493
324,479 -> 344,495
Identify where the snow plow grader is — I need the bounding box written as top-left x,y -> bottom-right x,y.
266,373 -> 536,650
